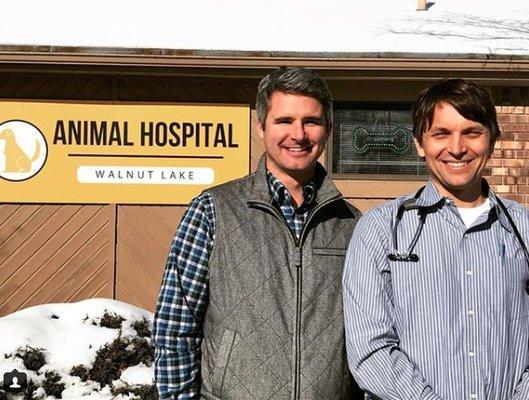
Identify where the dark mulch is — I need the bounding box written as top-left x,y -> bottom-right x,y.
99,312 -> 125,329
88,335 -> 155,387
15,347 -> 46,372
132,318 -> 151,338
70,365 -> 90,382
23,380 -> 38,400
89,337 -> 130,386
111,384 -> 158,400
128,338 -> 154,367
42,371 -> 65,399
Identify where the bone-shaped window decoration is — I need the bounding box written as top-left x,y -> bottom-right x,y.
331,106 -> 428,176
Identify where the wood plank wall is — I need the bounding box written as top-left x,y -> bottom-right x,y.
0,204 -> 115,315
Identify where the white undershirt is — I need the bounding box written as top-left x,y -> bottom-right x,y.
457,198 -> 492,229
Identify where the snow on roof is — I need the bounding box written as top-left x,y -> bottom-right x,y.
2,0 -> 528,58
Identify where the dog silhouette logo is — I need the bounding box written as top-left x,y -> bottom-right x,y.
0,120 -> 47,181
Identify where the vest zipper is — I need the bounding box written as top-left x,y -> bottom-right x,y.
293,246 -> 302,400
248,194 -> 342,400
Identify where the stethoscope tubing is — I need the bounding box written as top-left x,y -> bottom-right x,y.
388,187 -> 529,267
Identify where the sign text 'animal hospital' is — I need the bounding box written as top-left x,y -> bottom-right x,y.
0,101 -> 249,204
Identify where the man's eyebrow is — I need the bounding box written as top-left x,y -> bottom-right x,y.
273,116 -> 293,121
304,115 -> 323,121
427,126 -> 450,133
461,124 -> 487,133
428,124 -> 487,133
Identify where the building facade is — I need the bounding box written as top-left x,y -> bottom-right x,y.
0,48 -> 528,315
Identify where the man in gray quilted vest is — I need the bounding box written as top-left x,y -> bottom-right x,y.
154,67 -> 362,400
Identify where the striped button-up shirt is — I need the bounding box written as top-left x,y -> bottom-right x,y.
153,172 -> 316,400
343,180 -> 529,400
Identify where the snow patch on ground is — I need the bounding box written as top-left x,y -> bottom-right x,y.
0,299 -> 155,400
120,364 -> 154,386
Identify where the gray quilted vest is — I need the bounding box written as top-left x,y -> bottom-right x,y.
200,157 -> 361,400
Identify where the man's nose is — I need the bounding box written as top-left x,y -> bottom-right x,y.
290,121 -> 307,141
447,133 -> 466,155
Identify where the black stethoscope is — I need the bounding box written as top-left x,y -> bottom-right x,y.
387,186 -> 529,268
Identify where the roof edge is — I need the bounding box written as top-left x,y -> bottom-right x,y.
0,45 -> 529,60
1,46 -> 529,72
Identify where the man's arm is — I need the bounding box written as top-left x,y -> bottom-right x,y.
512,370 -> 529,400
511,215 -> 529,400
342,213 -> 443,400
153,193 -> 215,400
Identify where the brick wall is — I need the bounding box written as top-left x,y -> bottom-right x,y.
485,106 -> 529,207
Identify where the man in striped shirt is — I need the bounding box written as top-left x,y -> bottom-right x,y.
343,79 -> 529,400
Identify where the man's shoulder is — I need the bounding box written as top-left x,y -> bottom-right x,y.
341,198 -> 362,219
499,196 -> 529,214
496,195 -> 529,228
361,194 -> 412,222
203,171 -> 257,199
348,196 -> 404,240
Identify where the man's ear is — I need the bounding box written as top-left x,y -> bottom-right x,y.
488,134 -> 496,159
257,121 -> 265,139
413,136 -> 426,158
325,121 -> 333,140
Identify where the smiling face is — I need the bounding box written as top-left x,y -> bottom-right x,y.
414,102 -> 492,206
258,91 -> 330,183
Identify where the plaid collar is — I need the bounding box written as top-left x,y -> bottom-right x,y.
266,171 -> 317,208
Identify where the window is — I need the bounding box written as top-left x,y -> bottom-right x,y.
331,103 -> 428,179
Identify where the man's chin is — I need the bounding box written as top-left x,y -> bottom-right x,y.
434,178 -> 484,199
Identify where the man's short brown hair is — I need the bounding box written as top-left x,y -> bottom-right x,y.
256,67 -> 333,130
412,79 -> 501,149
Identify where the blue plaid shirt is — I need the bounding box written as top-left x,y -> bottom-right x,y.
153,172 -> 316,400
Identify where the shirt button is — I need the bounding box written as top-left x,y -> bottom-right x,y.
470,394 -> 477,399
466,270 -> 473,276
467,310 -> 474,316
469,351 -> 475,357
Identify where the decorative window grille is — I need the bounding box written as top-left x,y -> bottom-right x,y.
332,104 -> 428,177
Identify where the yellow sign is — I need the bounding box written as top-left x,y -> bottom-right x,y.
0,101 -> 250,204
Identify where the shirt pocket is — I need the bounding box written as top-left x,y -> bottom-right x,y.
312,247 -> 347,257
504,257 -> 529,321
388,259 -> 421,314
312,247 -> 347,273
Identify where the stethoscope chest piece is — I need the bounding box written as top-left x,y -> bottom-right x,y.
388,253 -> 419,262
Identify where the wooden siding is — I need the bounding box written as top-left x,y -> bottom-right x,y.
0,204 -> 115,316
115,205 -> 185,311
